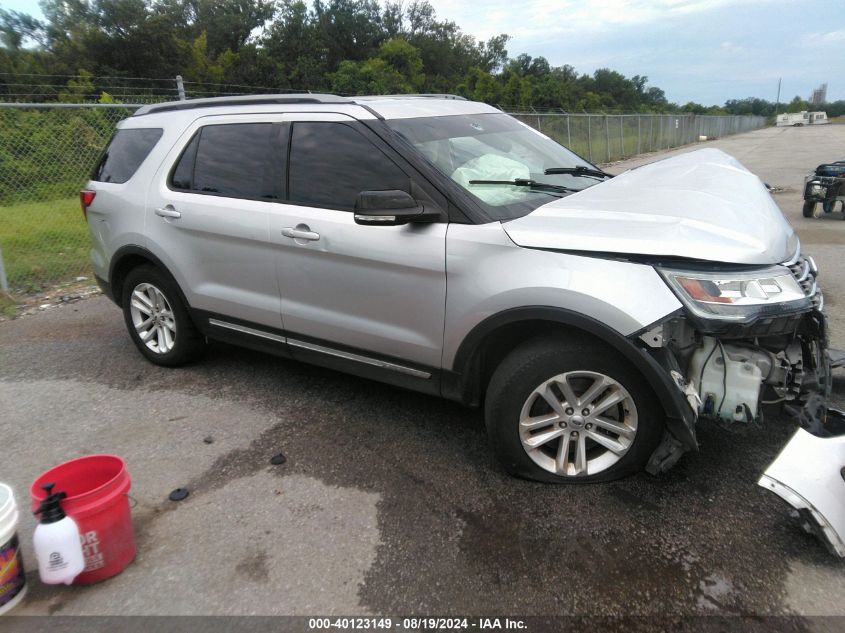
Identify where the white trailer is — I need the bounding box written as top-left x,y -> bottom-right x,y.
776,111 -> 829,126
777,111 -> 810,126
810,111 -> 830,124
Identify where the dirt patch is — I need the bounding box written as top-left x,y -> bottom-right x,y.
0,279 -> 100,322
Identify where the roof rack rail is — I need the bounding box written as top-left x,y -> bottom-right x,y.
132,93 -> 351,116
354,93 -> 467,101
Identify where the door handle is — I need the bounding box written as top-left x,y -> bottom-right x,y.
155,206 -> 182,219
282,226 -> 320,241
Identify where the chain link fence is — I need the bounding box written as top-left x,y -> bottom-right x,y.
507,112 -> 767,164
0,103 -> 766,293
0,104 -> 136,293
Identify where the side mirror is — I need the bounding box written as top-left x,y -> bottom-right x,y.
354,190 -> 440,226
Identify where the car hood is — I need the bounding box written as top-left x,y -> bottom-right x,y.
502,148 -> 798,265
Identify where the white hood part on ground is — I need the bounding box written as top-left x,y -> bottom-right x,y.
503,148 -> 799,265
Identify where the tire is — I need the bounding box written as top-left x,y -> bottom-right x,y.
121,265 -> 205,366
803,200 -> 820,218
484,336 -> 664,483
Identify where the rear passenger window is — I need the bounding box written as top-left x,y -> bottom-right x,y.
170,123 -> 281,200
92,128 -> 163,183
289,122 -> 409,211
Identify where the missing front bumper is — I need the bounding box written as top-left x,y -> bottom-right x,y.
759,399 -> 845,557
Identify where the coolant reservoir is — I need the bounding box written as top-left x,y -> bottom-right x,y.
689,337 -> 763,422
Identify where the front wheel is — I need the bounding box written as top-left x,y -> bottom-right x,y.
484,337 -> 664,483
803,200 -> 820,218
121,265 -> 205,366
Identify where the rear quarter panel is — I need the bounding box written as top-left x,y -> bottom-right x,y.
84,118 -> 184,282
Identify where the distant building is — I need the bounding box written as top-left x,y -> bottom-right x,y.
810,83 -> 828,105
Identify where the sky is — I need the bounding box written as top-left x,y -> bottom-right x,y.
2,0 -> 842,106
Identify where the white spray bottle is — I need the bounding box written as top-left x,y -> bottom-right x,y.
32,483 -> 85,585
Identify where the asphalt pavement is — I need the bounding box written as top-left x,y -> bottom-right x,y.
2,124 -> 845,624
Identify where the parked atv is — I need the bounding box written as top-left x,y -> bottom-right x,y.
803,161 -> 845,218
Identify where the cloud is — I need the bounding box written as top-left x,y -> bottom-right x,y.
431,0 -> 763,40
431,0 -> 843,104
799,29 -> 845,46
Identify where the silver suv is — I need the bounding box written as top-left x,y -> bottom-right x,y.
84,94 -> 828,483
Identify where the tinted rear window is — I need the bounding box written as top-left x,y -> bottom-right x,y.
170,123 -> 280,200
92,128 -> 163,183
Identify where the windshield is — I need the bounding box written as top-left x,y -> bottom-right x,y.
387,113 -> 602,221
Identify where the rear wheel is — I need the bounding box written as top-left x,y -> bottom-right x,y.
121,265 -> 205,366
803,200 -> 820,218
484,337 -> 664,483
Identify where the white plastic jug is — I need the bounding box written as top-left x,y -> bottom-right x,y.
0,483 -> 27,614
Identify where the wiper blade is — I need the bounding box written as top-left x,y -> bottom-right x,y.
468,178 -> 578,193
544,165 -> 614,179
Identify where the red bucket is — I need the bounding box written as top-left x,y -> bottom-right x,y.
30,455 -> 135,585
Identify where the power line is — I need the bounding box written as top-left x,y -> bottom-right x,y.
0,72 -> 179,81
0,72 -> 308,93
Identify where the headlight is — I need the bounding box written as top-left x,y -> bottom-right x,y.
658,266 -> 810,322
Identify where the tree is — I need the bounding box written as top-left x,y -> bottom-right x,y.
187,0 -> 275,58
786,95 -> 811,113
578,91 -> 603,112
330,37 -> 424,94
184,31 -> 233,83
58,68 -> 95,101
459,66 -> 501,103
377,38 -> 424,90
0,9 -> 46,49
681,101 -> 707,114
724,97 -> 774,116
643,86 -> 669,111
503,73 -> 531,108
477,34 -> 508,73
330,58 -> 407,94
262,0 -> 326,89
0,0 -> 764,115
591,68 -> 638,111
312,0 -> 385,69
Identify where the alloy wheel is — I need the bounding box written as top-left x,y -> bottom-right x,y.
129,282 -> 177,354
518,371 -> 638,477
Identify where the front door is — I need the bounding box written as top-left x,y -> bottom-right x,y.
269,118 -> 447,379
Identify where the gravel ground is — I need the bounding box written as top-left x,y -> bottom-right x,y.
2,124 -> 844,628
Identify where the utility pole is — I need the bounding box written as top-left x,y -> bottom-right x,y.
774,77 -> 782,116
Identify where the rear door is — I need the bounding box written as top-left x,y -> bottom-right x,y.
145,115 -> 287,330
269,116 -> 448,379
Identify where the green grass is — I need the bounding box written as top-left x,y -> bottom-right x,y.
0,196 -> 91,291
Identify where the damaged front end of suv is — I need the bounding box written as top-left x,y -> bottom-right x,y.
504,147 -> 844,555
501,149 -> 834,484
636,250 -> 845,557
638,250 -> 828,473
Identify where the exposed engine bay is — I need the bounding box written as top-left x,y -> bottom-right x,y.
639,251 -> 845,557
641,252 -> 829,440
661,309 -> 829,427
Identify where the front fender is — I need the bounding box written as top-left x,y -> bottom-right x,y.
443,222 -> 683,369
448,306 -> 698,453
